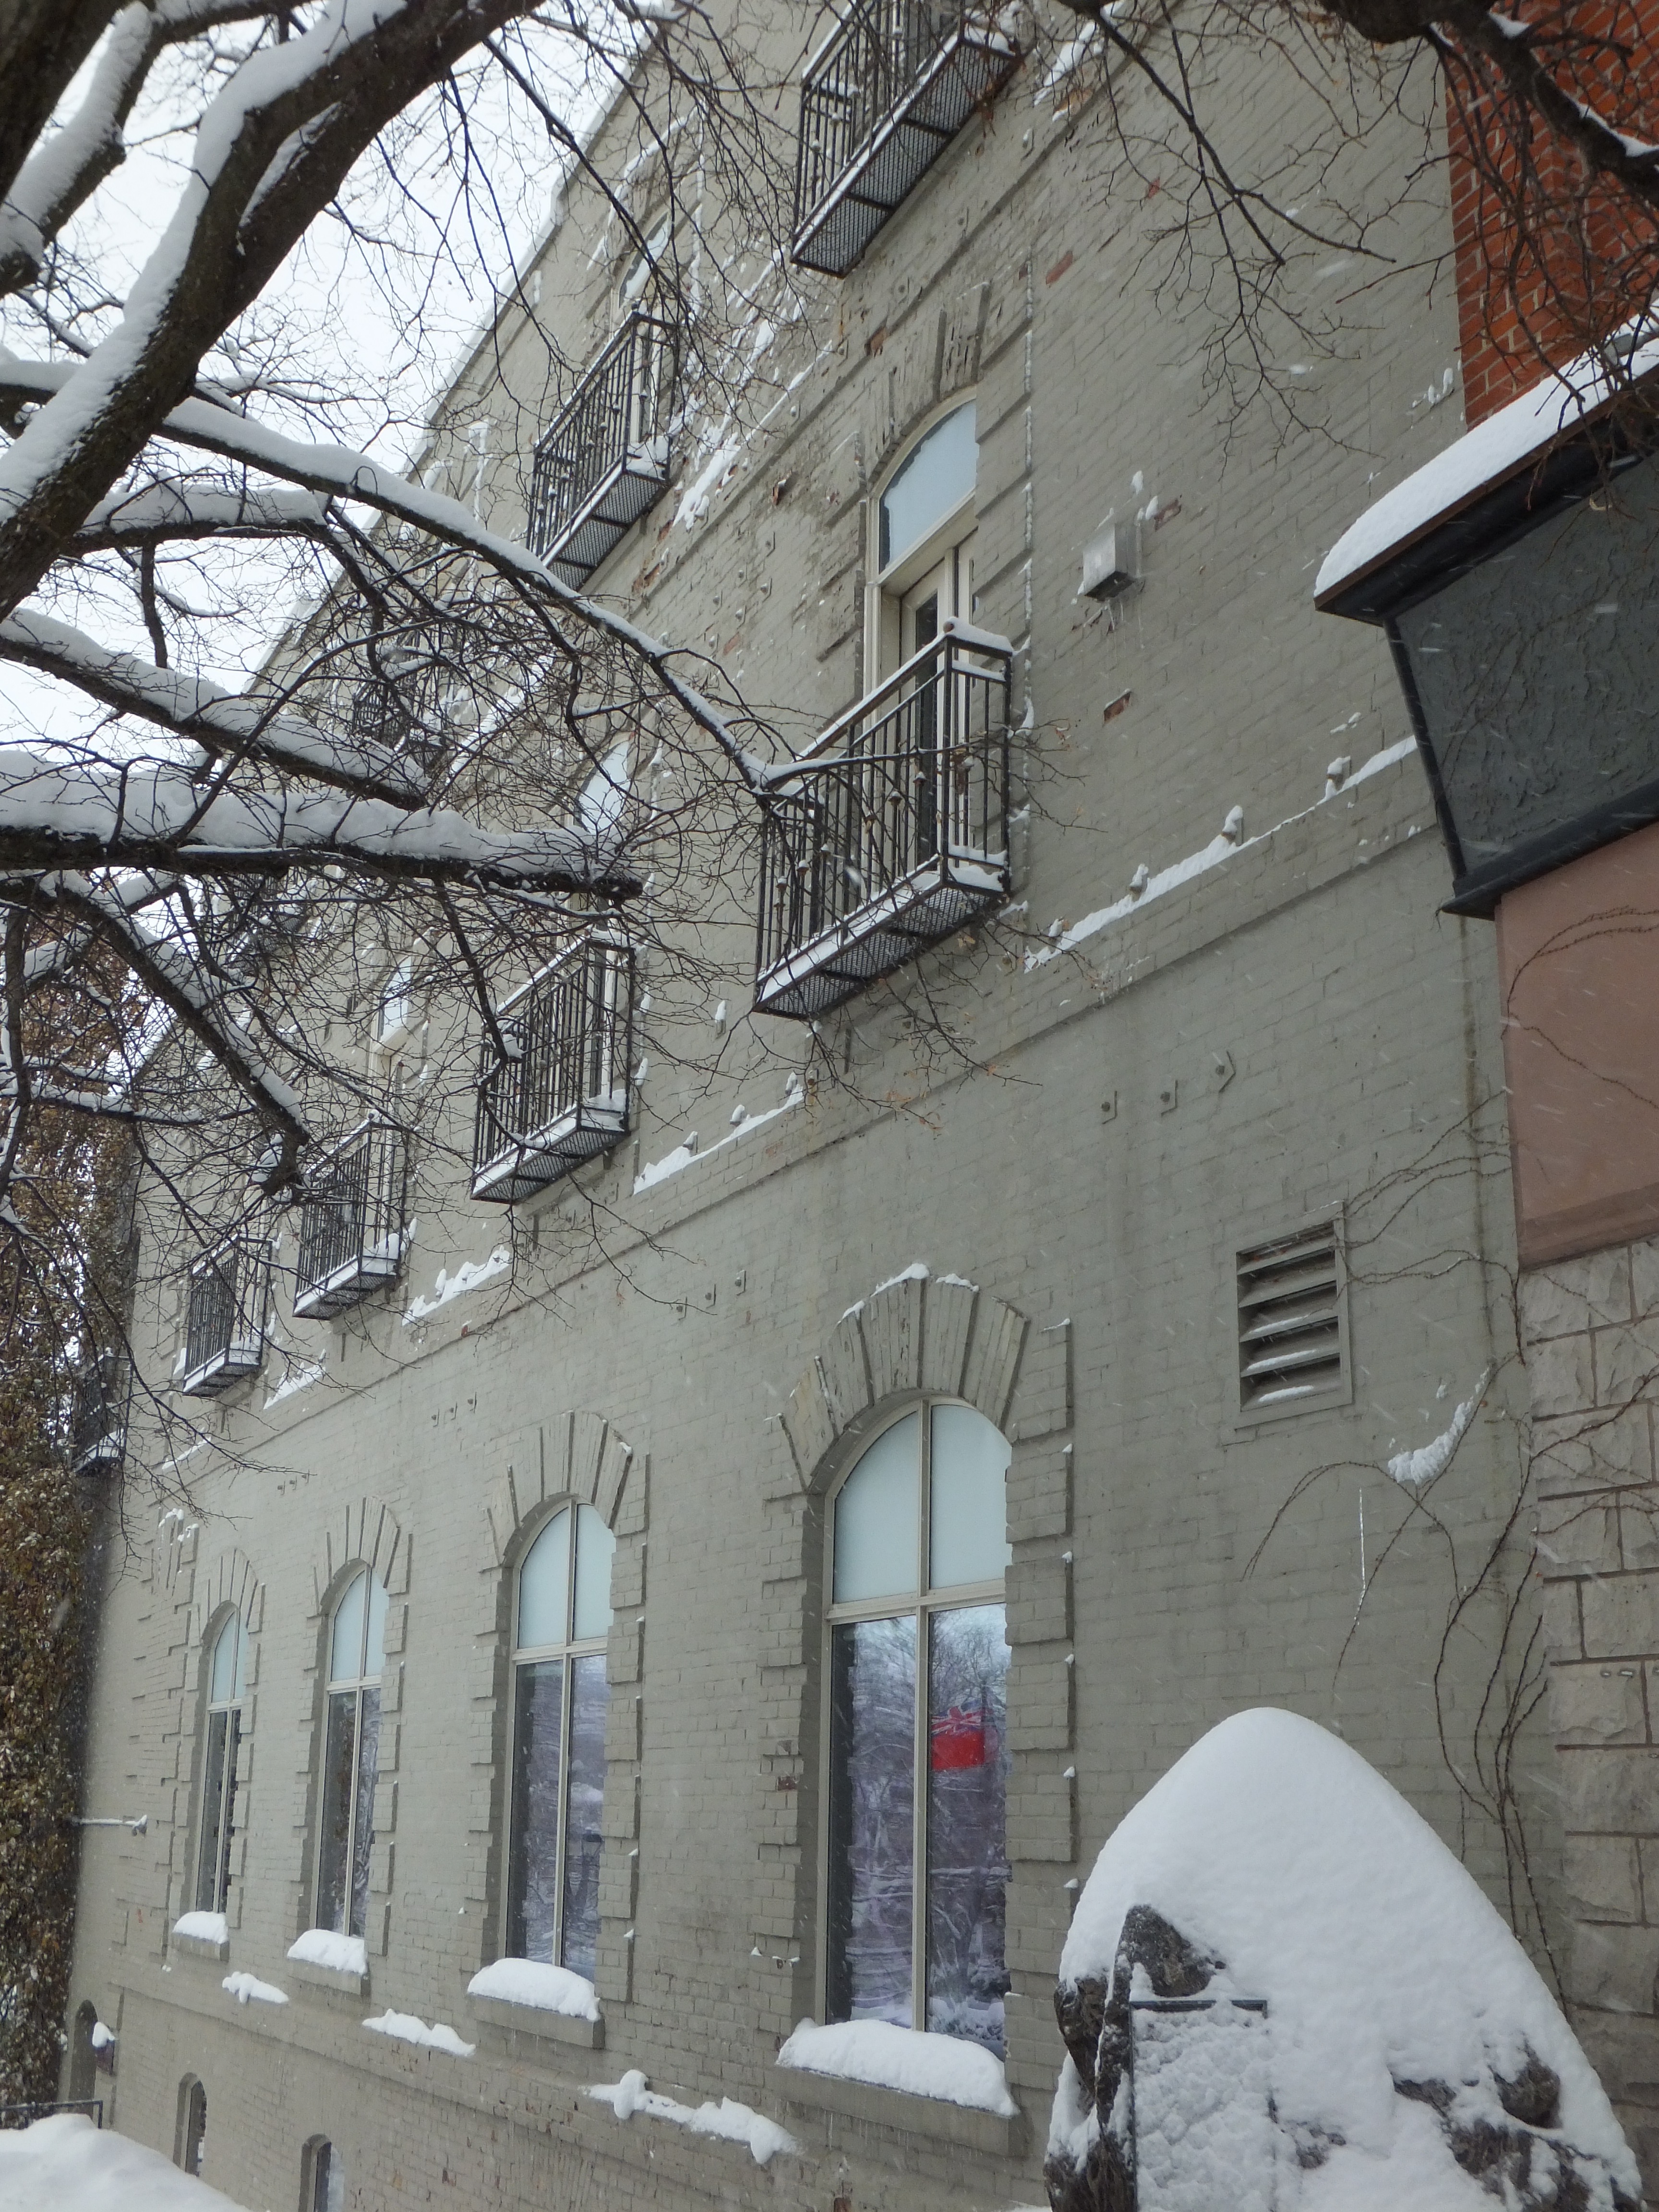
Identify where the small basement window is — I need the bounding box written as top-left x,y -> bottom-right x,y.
1236,1224 -> 1346,1417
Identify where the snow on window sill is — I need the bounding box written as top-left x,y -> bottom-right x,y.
466,1959 -> 604,2049
170,1911 -> 229,1962
769,2022 -> 1023,2154
285,1928 -> 368,1994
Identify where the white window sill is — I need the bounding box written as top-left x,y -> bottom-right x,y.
467,1991 -> 604,2051
767,2062 -> 1025,2157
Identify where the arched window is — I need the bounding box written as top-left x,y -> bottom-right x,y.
317,1569 -> 386,1940
303,2137 -> 345,2212
825,1400 -> 1012,2052
873,402 -> 978,680
505,1503 -> 615,1982
195,1611 -> 247,1915
177,2076 -> 207,2175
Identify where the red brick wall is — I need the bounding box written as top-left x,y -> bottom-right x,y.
1448,0 -> 1659,424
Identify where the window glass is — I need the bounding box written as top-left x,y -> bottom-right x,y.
329,1572 -> 366,1683
209,1613 -> 243,1704
826,1398 -> 1010,2054
879,404 -> 977,575
506,1505 -> 614,1972
310,2143 -> 345,2212
925,1603 -> 1010,2040
572,1506 -> 615,1641
928,1404 -> 1013,1589
518,1509 -> 571,1648
365,1575 -> 388,1679
833,1411 -> 920,1602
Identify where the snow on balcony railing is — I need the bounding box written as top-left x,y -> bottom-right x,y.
70,1349 -> 131,1477
471,941 -> 634,1204
792,2 -> 1020,276
529,313 -> 675,587
755,622 -> 1011,1019
294,1119 -> 409,1321
181,1234 -> 270,1397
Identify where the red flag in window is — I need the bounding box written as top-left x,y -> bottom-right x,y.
930,1704 -> 991,1771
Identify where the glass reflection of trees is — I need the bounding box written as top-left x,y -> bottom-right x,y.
826,1401 -> 1012,2053
316,1569 -> 387,1940
505,1503 -> 615,1981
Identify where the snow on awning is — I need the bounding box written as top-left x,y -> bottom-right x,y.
1315,329 -> 1659,617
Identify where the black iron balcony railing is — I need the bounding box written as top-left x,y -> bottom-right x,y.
294,1121 -> 409,1320
529,313 -> 675,587
181,1236 -> 271,1397
755,622 -> 1011,1019
793,2 -> 1020,276
472,942 -> 634,1203
347,621 -> 460,784
70,1350 -> 131,1477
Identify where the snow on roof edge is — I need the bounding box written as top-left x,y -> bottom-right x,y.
1315,328 -> 1659,606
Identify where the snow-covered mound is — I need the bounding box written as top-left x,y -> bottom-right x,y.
0,2114 -> 246,2212
1046,1708 -> 1639,2212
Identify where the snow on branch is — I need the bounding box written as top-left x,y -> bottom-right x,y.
0,747 -> 640,895
0,607 -> 423,806
0,361 -> 774,788
71,478 -> 330,550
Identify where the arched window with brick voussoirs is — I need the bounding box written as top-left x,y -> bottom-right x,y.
194,1609 -> 247,1916
824,1399 -> 1012,2053
505,1503 -> 615,1982
316,1568 -> 387,1941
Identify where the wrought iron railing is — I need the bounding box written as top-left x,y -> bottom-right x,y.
529,313 -> 675,585
70,1350 -> 131,1477
181,1235 -> 270,1396
793,2 -> 1020,275
472,942 -> 634,1203
294,1121 -> 409,1320
755,622 -> 1011,1018
347,621 -> 460,784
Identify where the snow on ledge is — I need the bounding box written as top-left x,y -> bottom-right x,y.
589,2069 -> 797,2165
777,2019 -> 1018,2117
172,1911 -> 227,1946
1026,740 -> 1417,973
263,1356 -> 324,1408
403,1244 -> 510,1326
362,2010 -> 475,2058
466,1958 -> 600,2020
634,1074 -> 804,1194
286,1928 -> 366,1976
1315,327 -> 1659,601
1386,1366 -> 1492,1494
222,1971 -> 288,2007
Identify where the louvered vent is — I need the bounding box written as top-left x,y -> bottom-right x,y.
1237,1224 -> 1344,1413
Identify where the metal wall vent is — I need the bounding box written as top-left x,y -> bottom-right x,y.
1237,1224 -> 1344,1415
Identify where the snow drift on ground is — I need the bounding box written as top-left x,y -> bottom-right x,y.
1051,1707 -> 1638,2207
0,2115 -> 244,2212
467,1957 -> 599,2019
778,2018 -> 1017,2115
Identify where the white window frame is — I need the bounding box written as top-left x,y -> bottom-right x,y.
818,1395 -> 1010,2046
866,397 -> 980,685
315,1568 -> 385,1940
193,1610 -> 247,1916
503,1503 -> 614,1976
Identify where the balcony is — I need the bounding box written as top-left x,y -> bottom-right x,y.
294,1121 -> 409,1320
70,1351 -> 131,1477
347,621 -> 459,784
755,622 -> 1011,1019
529,314 -> 675,587
472,942 -> 634,1203
181,1236 -> 270,1397
793,2 -> 1020,276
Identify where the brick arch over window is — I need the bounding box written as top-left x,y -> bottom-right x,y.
757,1269 -> 1076,2116
471,1413 -> 646,2007
293,1498 -> 408,1960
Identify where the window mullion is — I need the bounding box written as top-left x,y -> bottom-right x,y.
553,1641 -> 573,1965
914,1407 -> 931,2037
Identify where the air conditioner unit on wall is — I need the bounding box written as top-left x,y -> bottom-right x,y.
1080,519 -> 1138,601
